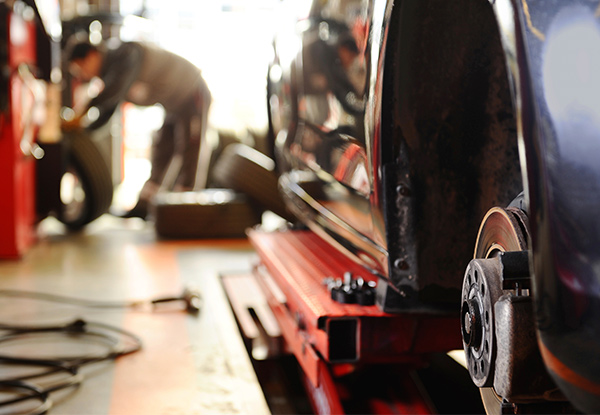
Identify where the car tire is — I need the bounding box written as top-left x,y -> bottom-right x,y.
211,143 -> 294,222
58,131 -> 113,230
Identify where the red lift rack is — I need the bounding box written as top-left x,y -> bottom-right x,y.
223,228 -> 463,414
0,4 -> 40,258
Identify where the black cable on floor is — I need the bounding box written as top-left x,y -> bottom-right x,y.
0,288 -> 202,413
0,310 -> 144,414
0,380 -> 54,415
0,288 -> 202,313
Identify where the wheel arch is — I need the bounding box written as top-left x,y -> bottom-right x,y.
379,0 -> 523,309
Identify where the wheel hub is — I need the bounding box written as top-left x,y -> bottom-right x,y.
461,257 -> 503,387
461,207 -> 528,389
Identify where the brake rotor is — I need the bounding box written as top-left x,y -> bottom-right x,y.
461,206 -> 529,412
474,207 -> 528,258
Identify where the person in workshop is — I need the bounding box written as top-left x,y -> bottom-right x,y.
66,41 -> 212,219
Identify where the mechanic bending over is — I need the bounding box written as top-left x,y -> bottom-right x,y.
66,41 -> 212,219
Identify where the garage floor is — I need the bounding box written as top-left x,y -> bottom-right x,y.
0,215 -> 271,415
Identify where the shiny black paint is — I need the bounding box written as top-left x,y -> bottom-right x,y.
272,0 -> 392,282
494,0 -> 600,412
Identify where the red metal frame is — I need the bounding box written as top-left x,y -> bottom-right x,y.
0,8 -> 39,258
247,229 -> 462,414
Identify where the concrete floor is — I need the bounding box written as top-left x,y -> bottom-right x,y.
0,215 -> 271,415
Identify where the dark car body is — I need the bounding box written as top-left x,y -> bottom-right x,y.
268,0 -> 600,413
